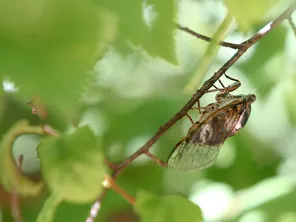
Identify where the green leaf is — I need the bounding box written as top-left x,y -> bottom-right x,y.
207,131 -> 280,190
232,190 -> 296,222
37,193 -> 63,222
99,0 -> 177,63
241,25 -> 287,73
0,0 -> 106,114
0,120 -> 44,196
38,126 -> 105,203
224,0 -> 278,31
239,25 -> 287,98
284,76 -> 296,126
134,190 -> 203,222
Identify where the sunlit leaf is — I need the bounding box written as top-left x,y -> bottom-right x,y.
0,120 -> 44,196
241,25 -> 287,72
207,132 -> 280,190
38,126 -> 105,203
239,25 -> 287,98
0,0 -> 107,115
232,190 -> 296,222
134,190 -> 203,222
99,0 -> 177,63
284,76 -> 296,126
224,0 -> 279,31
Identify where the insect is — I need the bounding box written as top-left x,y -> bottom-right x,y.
167,75 -> 256,170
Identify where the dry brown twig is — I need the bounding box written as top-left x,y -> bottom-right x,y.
177,23 -> 242,49
82,5 -> 296,222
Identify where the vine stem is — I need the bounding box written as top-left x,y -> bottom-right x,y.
85,4 -> 296,222
287,16 -> 296,38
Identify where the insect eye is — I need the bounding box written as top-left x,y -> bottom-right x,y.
250,94 -> 256,102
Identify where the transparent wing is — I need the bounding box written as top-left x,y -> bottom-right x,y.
167,141 -> 221,170
167,105 -> 244,171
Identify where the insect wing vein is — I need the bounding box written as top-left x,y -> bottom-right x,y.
167,139 -> 222,170
167,101 -> 248,171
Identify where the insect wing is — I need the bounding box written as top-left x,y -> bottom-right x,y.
167,140 -> 221,170
167,104 -> 247,171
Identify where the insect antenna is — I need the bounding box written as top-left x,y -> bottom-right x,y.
185,113 -> 195,124
213,84 -> 219,89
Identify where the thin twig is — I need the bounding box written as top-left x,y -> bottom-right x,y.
104,175 -> 136,205
145,151 -> 168,167
42,125 -> 60,136
287,16 -> 296,38
85,5 -> 296,222
177,23 -> 242,49
11,155 -> 24,222
85,189 -> 107,222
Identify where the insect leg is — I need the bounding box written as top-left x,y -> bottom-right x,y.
219,79 -> 225,88
145,151 -> 168,167
204,82 -> 226,93
190,100 -> 208,115
185,113 -> 194,124
213,84 -> 219,89
223,73 -> 241,92
197,100 -> 201,114
224,73 -> 239,82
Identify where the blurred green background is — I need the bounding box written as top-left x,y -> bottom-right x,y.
0,0 -> 296,221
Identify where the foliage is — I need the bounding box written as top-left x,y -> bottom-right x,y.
134,190 -> 202,222
0,0 -> 295,222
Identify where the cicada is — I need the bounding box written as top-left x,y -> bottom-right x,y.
167,76 -> 256,170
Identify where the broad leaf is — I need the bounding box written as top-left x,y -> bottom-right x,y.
239,25 -> 287,98
38,126 -> 105,203
224,0 -> 279,31
134,190 -> 203,222
99,0 -> 177,63
284,76 -> 296,126
0,0 -> 107,115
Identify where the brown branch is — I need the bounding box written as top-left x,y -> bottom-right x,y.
85,4 -> 296,222
177,23 -> 242,49
145,151 -> 168,167
287,16 -> 296,38
104,175 -> 135,205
